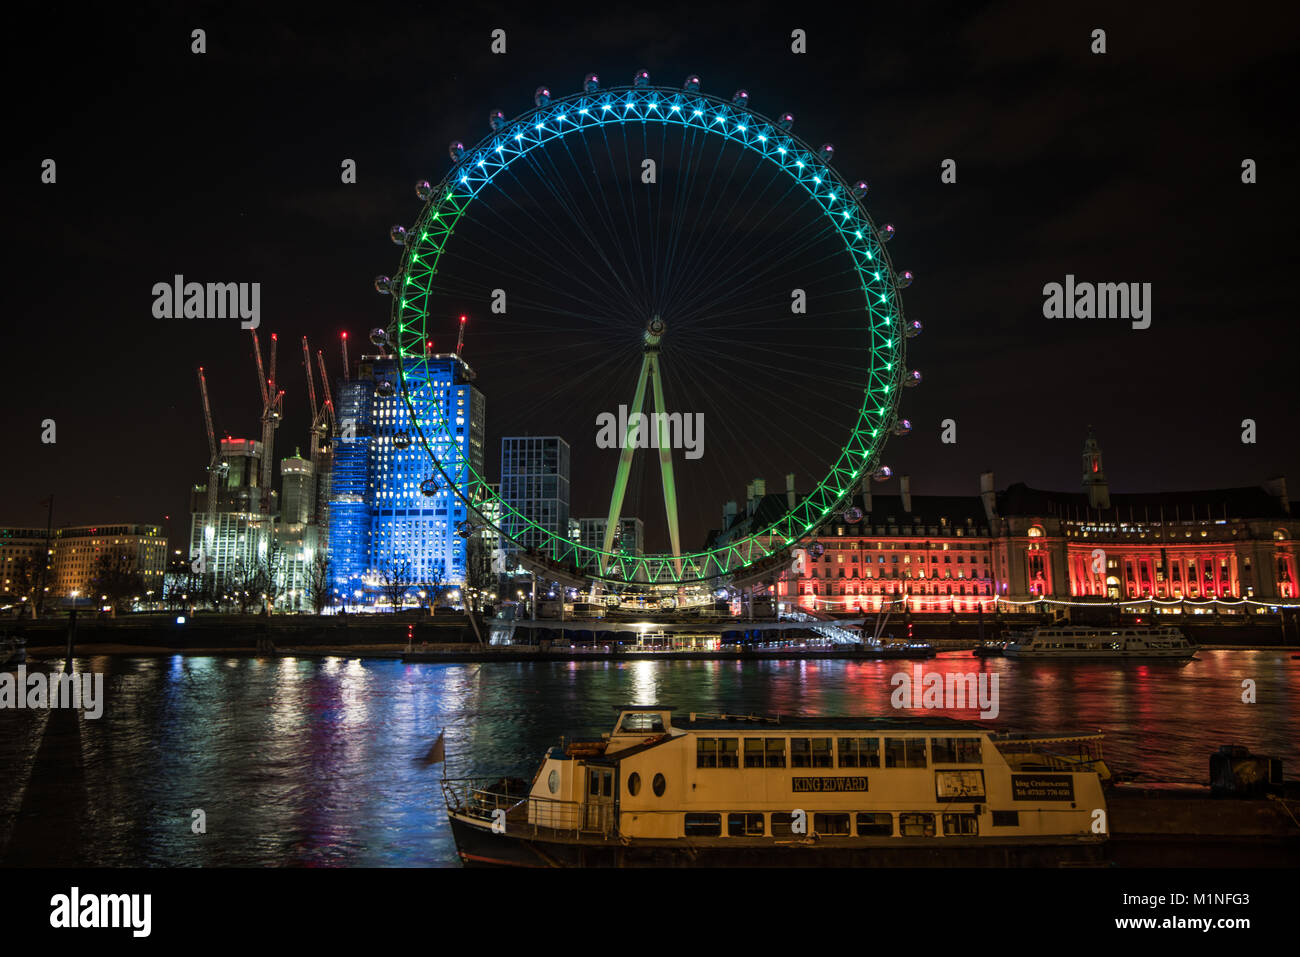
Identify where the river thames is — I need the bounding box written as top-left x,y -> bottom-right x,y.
1,650 -> 1297,866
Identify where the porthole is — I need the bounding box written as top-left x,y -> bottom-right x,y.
627,772 -> 641,796
652,773 -> 666,797
547,769 -> 559,794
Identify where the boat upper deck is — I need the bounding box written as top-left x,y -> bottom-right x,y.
678,712 -> 992,733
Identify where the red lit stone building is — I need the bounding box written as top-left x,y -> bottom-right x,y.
712,434 -> 1298,616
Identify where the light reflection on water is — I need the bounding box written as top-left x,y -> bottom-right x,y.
0,650 -> 1295,866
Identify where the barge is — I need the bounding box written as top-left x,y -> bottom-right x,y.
445,705 -> 1111,867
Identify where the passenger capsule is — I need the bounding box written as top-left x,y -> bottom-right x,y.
633,70 -> 650,88
842,506 -> 864,523
904,369 -> 922,387
904,320 -> 923,338
376,380 -> 396,398
534,86 -> 551,107
415,180 -> 433,202
419,478 -> 441,497
369,327 -> 389,347
879,223 -> 896,242
389,225 -> 407,246
374,275 -> 392,295
732,89 -> 749,106
897,270 -> 914,288
683,74 -> 701,91
819,143 -> 834,160
448,141 -> 465,162
393,431 -> 411,449
583,72 -> 600,93
811,543 -> 826,558
892,418 -> 913,436
778,112 -> 794,130
873,466 -> 893,482
488,109 -> 506,131
852,180 -> 868,197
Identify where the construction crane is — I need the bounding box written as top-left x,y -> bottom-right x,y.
302,335 -> 320,454
196,366 -> 224,551
340,331 -> 350,382
302,336 -> 323,524
316,349 -> 337,438
250,329 -> 284,515
456,313 -> 467,356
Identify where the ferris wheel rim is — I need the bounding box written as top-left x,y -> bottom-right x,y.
386,80 -> 912,587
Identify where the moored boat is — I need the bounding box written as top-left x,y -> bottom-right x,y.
1003,625 -> 1196,660
444,705 -> 1110,867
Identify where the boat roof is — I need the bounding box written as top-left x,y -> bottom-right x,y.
678,713 -> 992,733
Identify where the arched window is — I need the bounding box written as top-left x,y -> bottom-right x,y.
1027,525 -> 1044,539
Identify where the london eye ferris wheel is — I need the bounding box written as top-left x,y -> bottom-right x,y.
373,70 -> 921,591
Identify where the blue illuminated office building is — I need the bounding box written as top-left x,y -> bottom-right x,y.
329,353 -> 485,606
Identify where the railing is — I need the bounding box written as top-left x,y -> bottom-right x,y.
994,738 -> 1110,779
442,777 -> 617,839
780,610 -> 870,646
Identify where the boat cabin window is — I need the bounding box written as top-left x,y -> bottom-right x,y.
618,711 -> 666,734
728,813 -> 765,837
885,737 -> 928,768
588,768 -> 613,798
838,737 -> 881,768
684,813 -> 721,837
856,812 -> 893,836
770,812 -> 800,837
765,738 -> 787,768
943,813 -> 979,836
696,737 -> 739,768
813,813 -> 851,837
930,737 -> 982,764
743,738 -> 764,768
899,812 -> 936,837
791,737 -> 834,768
991,811 -> 1019,827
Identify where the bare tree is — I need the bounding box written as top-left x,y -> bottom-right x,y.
228,558 -> 262,614
305,552 -> 334,614
8,556 -> 39,617
91,552 -> 146,617
379,557 -> 414,612
257,539 -> 286,613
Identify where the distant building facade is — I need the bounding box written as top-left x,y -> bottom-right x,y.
187,437 -> 276,589
499,436 -> 570,552
712,435 -> 1298,615
571,515 -> 645,571
329,353 -> 486,606
0,527 -> 50,606
52,524 -> 168,601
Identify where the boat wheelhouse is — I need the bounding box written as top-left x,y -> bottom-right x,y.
1003,625 -> 1196,659
444,706 -> 1110,867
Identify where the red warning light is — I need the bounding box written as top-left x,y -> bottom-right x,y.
342,332 -> 348,339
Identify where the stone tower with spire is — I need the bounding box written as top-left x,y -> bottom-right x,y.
1081,428 -> 1110,510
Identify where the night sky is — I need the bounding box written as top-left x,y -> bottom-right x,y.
4,1 -> 1297,554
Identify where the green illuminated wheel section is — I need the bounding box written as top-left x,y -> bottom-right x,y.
381,74 -> 918,587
